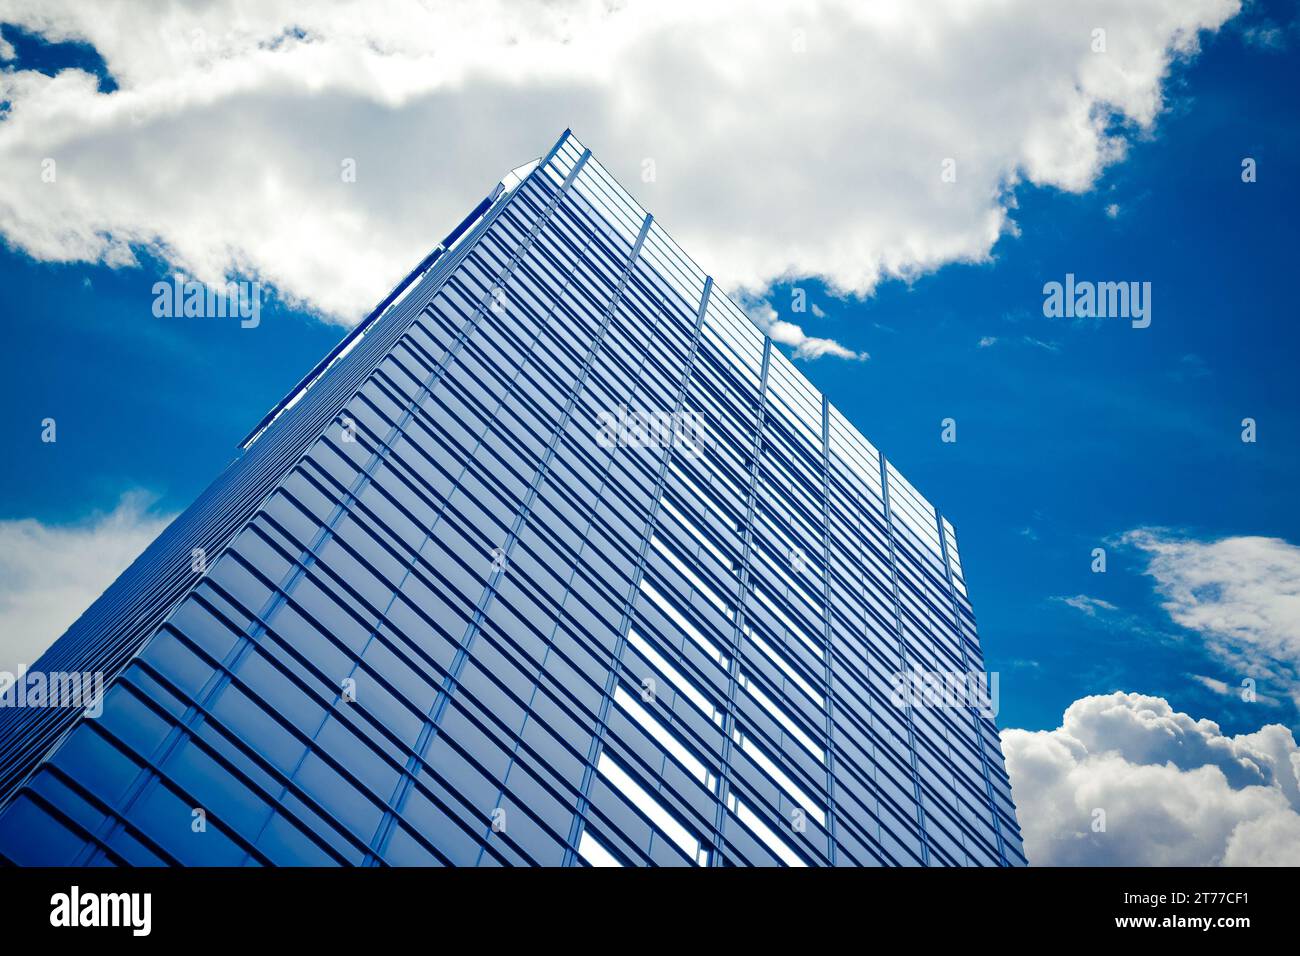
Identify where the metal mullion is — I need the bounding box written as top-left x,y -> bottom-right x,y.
712,335 -> 773,865
878,460 -> 932,865
561,261 -> 710,868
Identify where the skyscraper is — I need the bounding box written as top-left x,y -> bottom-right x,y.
0,131 -> 1024,866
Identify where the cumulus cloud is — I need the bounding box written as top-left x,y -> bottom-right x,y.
1121,530 -> 1300,706
0,493 -> 174,677
1003,692 -> 1300,865
0,0 -> 1241,324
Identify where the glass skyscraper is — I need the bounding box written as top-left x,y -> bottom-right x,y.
0,131 -> 1024,867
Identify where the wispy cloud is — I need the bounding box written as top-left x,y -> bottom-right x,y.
747,302 -> 867,361
1169,352 -> 1212,381
1192,673 -> 1233,696
1121,529 -> 1300,708
976,334 -> 1059,352
1241,22 -> 1288,52
1052,594 -> 1118,617
1023,336 -> 1060,352
1189,672 -> 1281,706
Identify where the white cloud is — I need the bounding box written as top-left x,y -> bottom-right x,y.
1191,673 -> 1232,695
1122,530 -> 1300,706
769,319 -> 867,361
1241,23 -> 1287,51
978,334 -> 1061,352
1053,594 -> 1119,617
746,301 -> 866,361
0,493 -> 174,678
1003,692 -> 1300,865
1105,202 -> 1121,218
1022,336 -> 1060,352
0,0 -> 1241,323
1189,672 -> 1281,707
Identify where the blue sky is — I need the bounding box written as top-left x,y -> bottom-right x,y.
1,0 -> 1298,864
790,19 -> 1300,736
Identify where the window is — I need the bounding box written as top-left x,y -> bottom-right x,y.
626,628 -> 724,725
726,792 -> 805,868
737,671 -> 823,762
577,831 -> 622,867
732,726 -> 826,827
745,628 -> 823,708
596,754 -> 709,866
613,686 -> 717,793
639,578 -> 728,668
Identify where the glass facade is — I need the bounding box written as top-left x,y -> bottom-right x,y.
0,131 -> 1024,866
